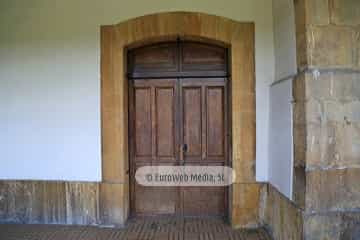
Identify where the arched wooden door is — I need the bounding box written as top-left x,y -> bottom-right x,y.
128,41 -> 229,217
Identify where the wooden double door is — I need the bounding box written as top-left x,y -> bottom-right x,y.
128,41 -> 229,217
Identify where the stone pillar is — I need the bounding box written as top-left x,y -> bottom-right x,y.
293,0 -> 360,239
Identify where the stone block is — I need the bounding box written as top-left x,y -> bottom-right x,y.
261,185 -> 303,240
331,0 -> 360,26
0,181 -> 20,222
305,122 -> 322,168
233,158 -> 255,183
342,122 -> 360,164
232,183 -> 261,228
305,71 -> 357,101
308,26 -> 354,68
99,183 -> 127,227
293,101 -> 306,124
232,112 -> 256,183
303,99 -> 360,124
40,182 -> 67,224
293,73 -> 306,101
294,0 -> 308,69
305,99 -> 322,124
342,214 -> 360,239
306,168 -> 360,213
304,212 -> 360,240
306,0 -> 330,25
238,92 -> 255,113
9,181 -> 31,223
304,213 -> 343,240
22,182 -> 46,224
306,122 -> 360,170
293,165 -> 306,209
0,182 -> 9,221
65,182 -> 99,225
293,123 -> 306,166
0,181 -> 67,224
343,101 -> 360,123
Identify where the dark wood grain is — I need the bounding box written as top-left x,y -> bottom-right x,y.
0,218 -> 272,240
128,41 -> 228,79
128,42 -> 229,218
130,79 -> 179,216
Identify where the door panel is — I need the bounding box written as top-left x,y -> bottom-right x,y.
156,87 -> 176,161
181,162 -> 227,217
183,87 -> 202,160
206,87 -> 225,159
134,87 -> 152,158
183,187 -> 225,216
128,43 -> 178,75
133,163 -> 178,215
130,79 -> 179,216
180,78 -> 227,217
181,42 -> 227,72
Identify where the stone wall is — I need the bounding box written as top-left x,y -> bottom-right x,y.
260,184 -> 303,240
0,181 -> 126,227
293,0 -> 360,239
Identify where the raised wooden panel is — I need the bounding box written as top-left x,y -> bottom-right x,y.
133,165 -> 177,216
181,42 -> 227,72
128,43 -> 178,75
182,161 -> 227,217
128,41 -> 228,78
134,185 -> 178,215
156,87 -> 175,159
206,87 -> 225,158
180,81 -> 227,217
130,79 -> 179,217
134,88 -> 152,158
183,87 -> 202,159
183,187 -> 225,216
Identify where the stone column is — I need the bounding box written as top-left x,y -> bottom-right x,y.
293,0 -> 360,239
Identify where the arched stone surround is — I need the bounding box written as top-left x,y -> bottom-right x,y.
100,12 -> 257,227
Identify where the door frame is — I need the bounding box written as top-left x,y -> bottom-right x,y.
100,12 -> 256,228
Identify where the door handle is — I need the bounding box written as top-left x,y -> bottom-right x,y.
183,144 -> 188,153
179,144 -> 188,166
179,145 -> 183,163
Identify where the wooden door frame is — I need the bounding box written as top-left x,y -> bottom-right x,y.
100,12 -> 256,228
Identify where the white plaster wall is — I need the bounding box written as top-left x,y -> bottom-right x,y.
273,0 -> 297,80
269,0 -> 297,198
269,80 -> 294,199
0,0 -> 274,182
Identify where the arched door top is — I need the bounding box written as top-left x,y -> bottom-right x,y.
127,40 -> 228,78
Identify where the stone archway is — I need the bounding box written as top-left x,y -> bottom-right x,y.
100,12 -> 257,228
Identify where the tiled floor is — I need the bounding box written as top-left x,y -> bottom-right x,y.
0,217 -> 272,240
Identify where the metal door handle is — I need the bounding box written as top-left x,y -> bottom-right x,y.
183,144 -> 188,152
179,144 -> 188,166
180,145 -> 183,163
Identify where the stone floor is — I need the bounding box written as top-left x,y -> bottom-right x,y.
0,217 -> 272,240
